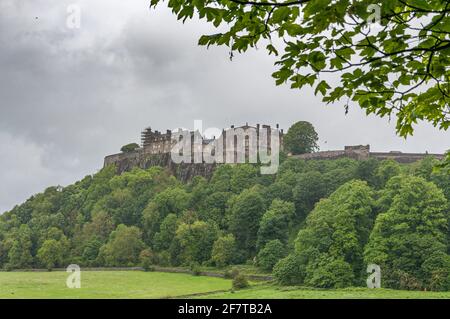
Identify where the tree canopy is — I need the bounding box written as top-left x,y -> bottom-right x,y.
149,0 -> 449,139
364,175 -> 449,291
121,143 -> 140,153
0,155 -> 448,291
291,180 -> 375,288
284,121 -> 319,155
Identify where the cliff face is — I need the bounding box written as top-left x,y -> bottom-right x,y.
104,150 -> 217,182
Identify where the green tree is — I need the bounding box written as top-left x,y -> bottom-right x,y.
6,225 -> 33,269
104,189 -> 139,226
257,239 -> 286,271
176,220 -> 219,264
199,191 -> 233,227
375,159 -> 401,188
230,164 -> 260,193
355,158 -> 380,186
211,234 -> 236,267
284,121 -> 319,155
305,256 -> 355,289
364,176 -> 449,291
150,0 -> 450,138
120,143 -> 140,153
37,239 -> 65,270
209,165 -> 234,192
227,188 -> 266,259
99,224 -> 145,267
264,180 -> 293,204
139,248 -> 158,270
232,273 -> 249,290
154,213 -> 178,251
273,253 -> 306,286
257,199 -> 294,249
410,157 -> 450,201
81,211 -> 115,243
81,237 -> 102,266
292,171 -> 327,219
290,180 -> 374,287
141,187 -> 191,244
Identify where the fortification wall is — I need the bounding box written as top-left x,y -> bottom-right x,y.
290,145 -> 443,163
292,150 -> 347,160
370,152 -> 445,163
293,145 -> 370,161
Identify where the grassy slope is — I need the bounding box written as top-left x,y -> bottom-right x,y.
0,271 -> 448,299
0,271 -> 231,299
203,284 -> 450,299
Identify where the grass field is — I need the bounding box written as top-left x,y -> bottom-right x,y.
0,271 -> 449,299
203,284 -> 450,299
0,271 -> 231,298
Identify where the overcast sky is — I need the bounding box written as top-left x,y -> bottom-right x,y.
0,0 -> 448,213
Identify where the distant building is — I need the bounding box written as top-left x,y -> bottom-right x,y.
137,123 -> 284,164
104,123 -> 284,168
104,126 -> 445,180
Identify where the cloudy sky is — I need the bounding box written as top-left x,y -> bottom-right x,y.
0,0 -> 448,213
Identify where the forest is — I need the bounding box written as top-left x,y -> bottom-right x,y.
0,153 -> 448,291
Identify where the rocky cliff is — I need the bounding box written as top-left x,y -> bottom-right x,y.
104,150 -> 217,181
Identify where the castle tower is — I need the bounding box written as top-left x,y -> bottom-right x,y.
141,127 -> 154,148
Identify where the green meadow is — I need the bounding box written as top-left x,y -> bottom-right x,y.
203,285 -> 450,299
0,271 -> 230,299
0,271 -> 449,299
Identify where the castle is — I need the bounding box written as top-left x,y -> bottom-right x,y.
140,123 -> 283,161
104,123 -> 283,180
103,124 -> 445,180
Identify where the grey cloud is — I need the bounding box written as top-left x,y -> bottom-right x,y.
0,1 -> 448,212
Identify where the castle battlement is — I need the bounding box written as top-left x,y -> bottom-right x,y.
138,123 -> 284,159
293,144 -> 445,163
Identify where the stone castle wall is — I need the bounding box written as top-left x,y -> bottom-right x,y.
104,127 -> 444,180
293,145 -> 444,163
104,150 -> 217,182
104,123 -> 283,181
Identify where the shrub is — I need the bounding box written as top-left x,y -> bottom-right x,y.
224,268 -> 240,279
273,253 -> 305,286
139,249 -> 156,271
429,269 -> 450,292
257,240 -> 286,271
157,251 -> 171,267
305,258 -> 354,289
120,143 -> 139,153
211,234 -> 236,267
190,262 -> 202,276
232,274 -> 249,290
